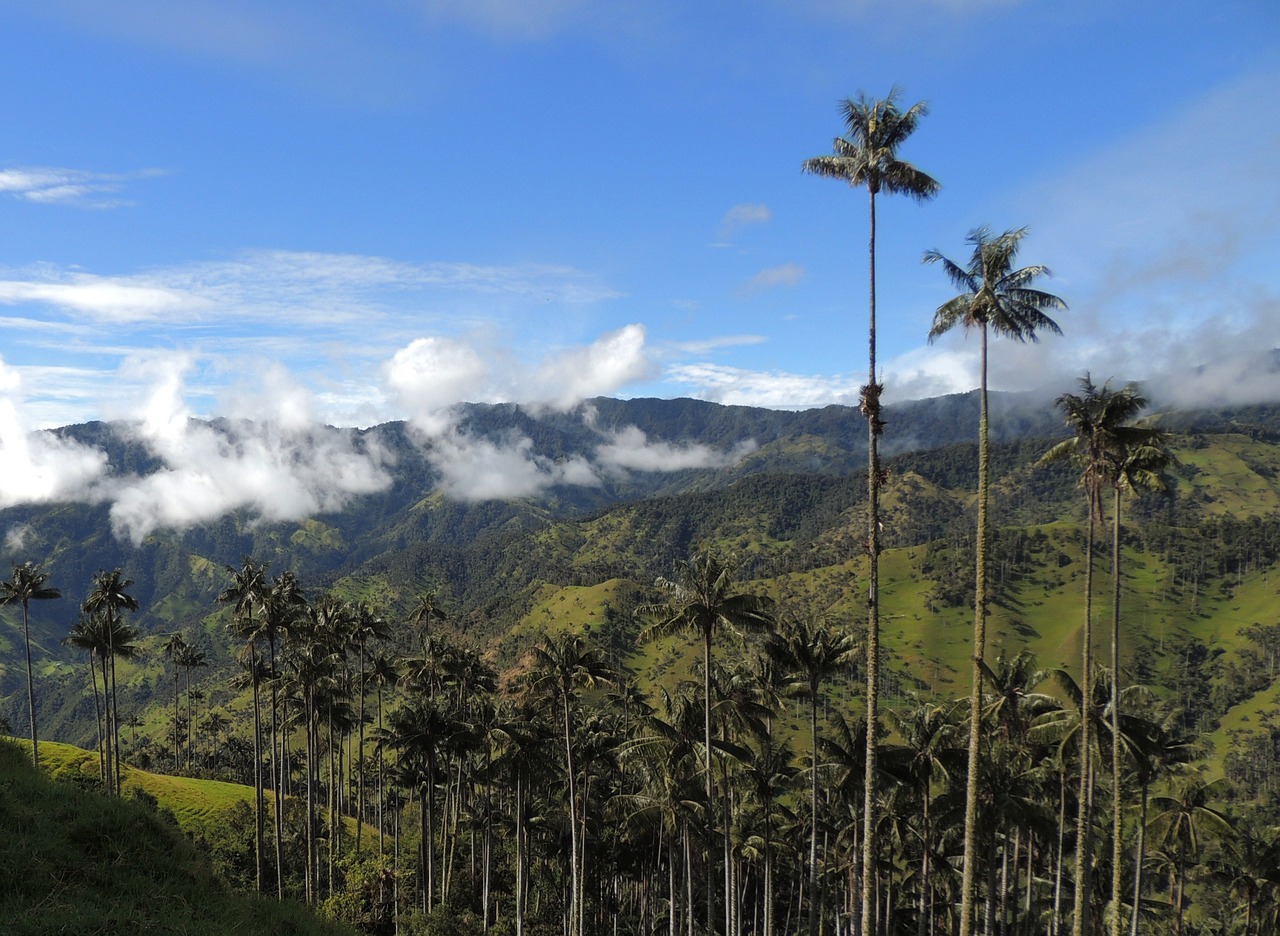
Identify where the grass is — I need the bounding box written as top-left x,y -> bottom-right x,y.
0,738 -> 355,936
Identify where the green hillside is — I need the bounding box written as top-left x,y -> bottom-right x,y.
0,737 -> 353,936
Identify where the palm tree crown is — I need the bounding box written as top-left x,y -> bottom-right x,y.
925,226 -> 1065,344
802,90 -> 940,200
2,561 -> 60,769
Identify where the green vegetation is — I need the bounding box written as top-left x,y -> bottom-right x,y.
5,398 -> 1280,935
0,737 -> 353,936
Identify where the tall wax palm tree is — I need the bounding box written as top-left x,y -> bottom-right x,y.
528,632 -> 616,936
1042,375 -> 1150,936
767,613 -> 858,936
642,549 -> 774,936
1125,704 -> 1193,936
1147,775 -> 1234,936
884,698 -> 964,936
178,639 -> 209,770
64,611 -> 110,782
351,602 -> 390,856
925,226 -> 1064,936
369,648 -> 400,856
409,588 -> 448,646
804,90 -> 939,936
83,568 -> 139,795
161,632 -> 189,772
1101,406 -> 1172,936
218,555 -> 270,892
1,562 -> 61,770
65,607 -> 139,791
262,569 -> 308,898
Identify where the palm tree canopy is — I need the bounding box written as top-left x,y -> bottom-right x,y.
2,562 -> 61,607
640,550 -> 774,645
83,568 -> 139,622
1040,374 -> 1170,518
802,88 -> 940,200
924,226 -> 1066,343
218,556 -> 269,640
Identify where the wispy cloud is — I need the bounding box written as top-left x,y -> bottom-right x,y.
742,263 -> 806,293
672,334 -> 767,355
716,202 -> 772,245
665,362 -> 855,409
0,166 -> 163,208
594,424 -> 756,473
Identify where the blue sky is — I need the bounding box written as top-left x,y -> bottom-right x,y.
0,1 -> 1277,535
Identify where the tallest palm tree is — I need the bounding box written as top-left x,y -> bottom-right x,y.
924,226 -> 1064,936
2,562 -> 61,770
804,88 -> 938,936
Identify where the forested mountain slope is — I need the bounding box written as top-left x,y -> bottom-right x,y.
1,392 -> 1279,768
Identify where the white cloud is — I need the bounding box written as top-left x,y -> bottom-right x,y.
595,424 -> 756,472
428,429 -> 599,500
0,166 -> 161,208
665,362 -> 856,409
527,324 -> 653,411
717,203 -> 772,243
105,354 -> 392,543
0,276 -> 208,323
672,334 -> 767,355
384,336 -> 495,433
0,357 -> 110,509
743,263 -> 806,293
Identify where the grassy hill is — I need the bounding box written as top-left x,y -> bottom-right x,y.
0,737 -> 354,936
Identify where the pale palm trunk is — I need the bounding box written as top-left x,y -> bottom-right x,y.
88,660 -> 104,783
270,635 -> 285,900
562,694 -> 581,936
1072,503 -> 1098,936
249,642 -> 265,892
702,630 -> 716,936
20,602 -> 39,770
1110,485 -> 1124,936
1128,779 -> 1150,936
860,182 -> 881,936
960,323 -> 991,936
357,641 -> 366,856
810,688 -> 821,936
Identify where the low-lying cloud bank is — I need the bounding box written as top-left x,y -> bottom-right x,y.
0,325 -> 760,542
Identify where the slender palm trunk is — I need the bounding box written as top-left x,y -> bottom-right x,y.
21,603 -> 39,770
88,654 -> 104,781
516,771 -> 526,936
378,683 -> 386,856
250,643 -> 265,893
1128,779 -> 1150,936
305,696 -> 316,905
563,691 -> 581,936
270,635 -> 285,899
860,183 -> 881,936
1072,503 -> 1098,936
109,641 -> 122,794
810,690 -> 821,936
1110,487 -> 1124,936
703,630 -> 716,936
357,643 -> 366,856
960,324 -> 991,936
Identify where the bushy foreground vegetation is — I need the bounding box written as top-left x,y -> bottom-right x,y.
0,737 -> 354,936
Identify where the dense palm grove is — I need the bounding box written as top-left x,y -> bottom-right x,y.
7,537 -> 1278,936
4,90 -> 1280,936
